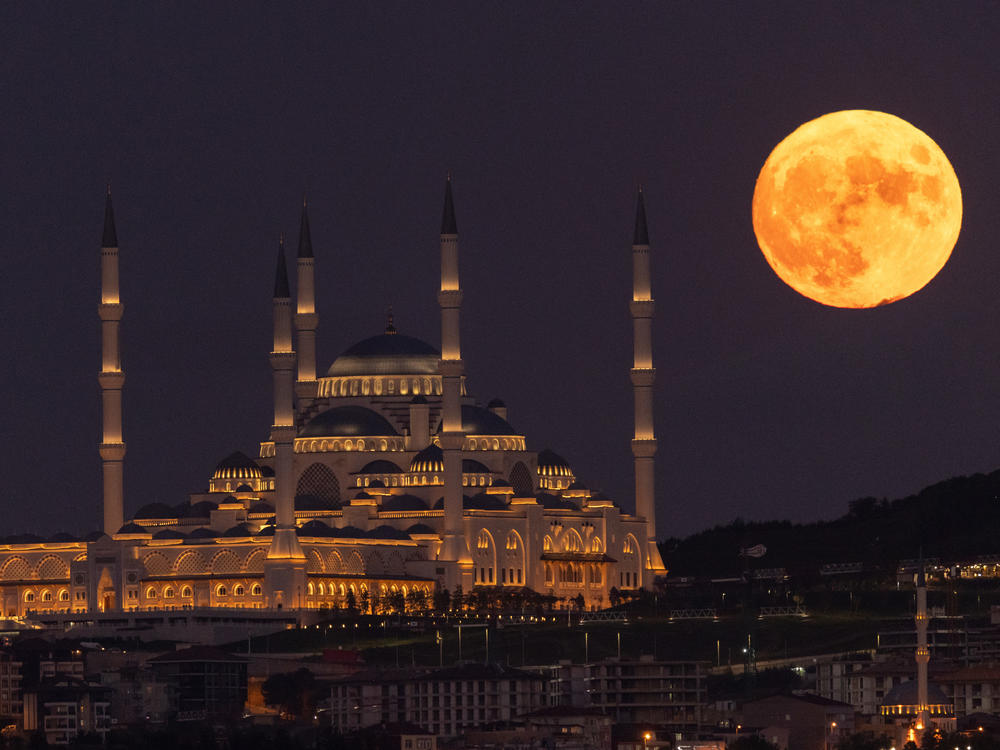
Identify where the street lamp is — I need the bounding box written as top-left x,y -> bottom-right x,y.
643,731 -> 652,750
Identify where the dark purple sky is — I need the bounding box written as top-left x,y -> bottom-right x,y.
3,4 -> 999,538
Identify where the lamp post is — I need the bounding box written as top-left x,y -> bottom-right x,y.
643,731 -> 652,750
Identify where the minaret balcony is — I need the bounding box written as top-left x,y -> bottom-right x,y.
437,289 -> 463,308
629,369 -> 656,387
98,302 -> 123,321
98,371 -> 125,389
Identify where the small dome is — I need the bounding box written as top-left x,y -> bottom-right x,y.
260,465 -> 275,477
462,459 -> 492,474
411,395 -> 428,405
134,502 -> 177,520
491,479 -> 512,488
465,493 -> 507,511
221,523 -> 254,538
358,460 -> 404,475
235,483 -> 254,493
335,525 -> 367,538
380,494 -> 428,511
6,533 -> 43,544
248,500 -> 274,514
295,493 -> 339,511
212,451 -> 262,481
257,525 -> 276,537
81,531 -> 108,543
48,532 -> 78,543
327,332 -> 440,376
299,520 -> 335,537
406,523 -> 436,535
369,480 -> 386,489
410,443 -> 444,473
537,449 -> 573,477
301,405 -> 399,438
187,527 -> 219,540
367,525 -> 411,540
437,405 -> 518,436
487,398 -> 506,409
153,529 -> 187,540
116,522 -> 149,535
354,491 -> 374,500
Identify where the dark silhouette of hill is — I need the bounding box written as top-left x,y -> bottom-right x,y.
661,469 -> 1000,578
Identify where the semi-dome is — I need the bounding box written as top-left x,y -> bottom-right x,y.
212,451 -> 262,481
134,502 -> 176,520
462,459 -> 492,474
301,405 -> 399,438
410,443 -> 444,473
327,332 -> 440,376
436,405 -> 518,436
380,494 -> 429,511
358,460 -> 404,474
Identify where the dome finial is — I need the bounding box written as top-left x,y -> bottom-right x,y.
385,305 -> 396,334
273,235 -> 291,298
102,186 -> 118,247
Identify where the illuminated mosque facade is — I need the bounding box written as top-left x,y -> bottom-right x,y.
0,179 -> 665,618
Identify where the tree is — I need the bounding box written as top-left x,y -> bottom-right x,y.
345,589 -> 357,613
451,585 -> 464,612
608,587 -> 621,608
359,588 -> 370,615
573,593 -> 585,611
434,587 -> 450,613
262,668 -> 318,719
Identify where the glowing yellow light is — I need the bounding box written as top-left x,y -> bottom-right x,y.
753,110 -> 961,308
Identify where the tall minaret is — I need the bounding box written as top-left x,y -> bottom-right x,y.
438,174 -> 470,572
915,555 -> 930,732
294,198 -> 319,407
98,188 -> 126,536
265,237 -> 306,608
630,186 -> 667,576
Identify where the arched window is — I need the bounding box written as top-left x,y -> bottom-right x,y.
543,536 -> 553,552
251,584 -> 262,596
235,585 -> 245,596
307,582 -> 315,596
164,587 -> 175,598
59,590 -> 70,602
181,586 -> 193,598
145,587 -> 157,599
216,585 -> 228,597
318,583 -> 325,595
41,591 -> 53,602
24,591 -> 35,603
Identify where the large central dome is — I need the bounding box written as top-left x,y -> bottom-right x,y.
327,332 -> 440,376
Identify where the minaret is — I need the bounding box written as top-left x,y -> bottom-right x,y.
265,237 -> 306,608
98,187 -> 125,536
915,555 -> 930,732
630,186 -> 667,576
294,198 -> 319,407
437,174 -> 470,573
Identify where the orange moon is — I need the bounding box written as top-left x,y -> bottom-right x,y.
752,110 -> 962,308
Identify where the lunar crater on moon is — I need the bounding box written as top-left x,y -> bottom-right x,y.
752,110 -> 962,308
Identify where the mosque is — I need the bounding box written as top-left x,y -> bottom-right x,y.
0,179 -> 665,619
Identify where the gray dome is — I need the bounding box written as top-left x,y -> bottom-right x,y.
327,333 -> 440,376
437,405 -> 518,436
301,405 -> 399,438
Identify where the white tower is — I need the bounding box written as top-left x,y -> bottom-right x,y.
294,199 -> 319,407
438,175 -> 471,575
915,557 -> 930,733
98,188 -> 126,536
630,187 -> 667,576
265,236 -> 306,608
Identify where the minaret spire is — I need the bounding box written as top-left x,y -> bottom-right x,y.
266,235 -> 306,608
437,173 -> 470,579
629,185 -> 666,579
915,551 -> 930,732
294,199 -> 319,406
99,187 -> 126,537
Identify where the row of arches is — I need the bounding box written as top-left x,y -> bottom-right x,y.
296,437 -> 406,453
143,582 -> 264,600
319,376 -> 446,398
1,555 -> 72,581
143,546 -> 373,578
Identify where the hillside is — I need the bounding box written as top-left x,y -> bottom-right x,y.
661,468 -> 1000,577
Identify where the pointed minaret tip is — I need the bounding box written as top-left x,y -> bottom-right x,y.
297,198 -> 314,259
633,185 -> 649,246
441,173 -> 458,235
385,305 -> 396,335
274,235 -> 291,298
102,187 -> 118,248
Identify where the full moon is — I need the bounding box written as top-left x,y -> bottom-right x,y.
752,110 -> 962,308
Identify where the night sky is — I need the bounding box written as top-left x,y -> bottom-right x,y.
4,4 -> 999,538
